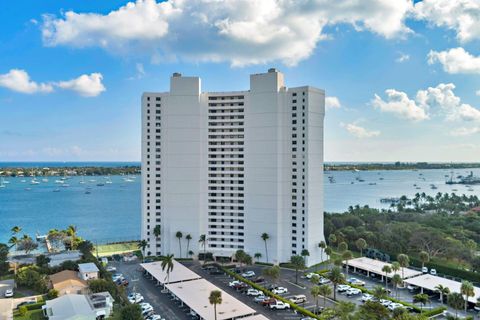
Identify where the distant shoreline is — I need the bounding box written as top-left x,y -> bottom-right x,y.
325,162 -> 480,171
0,165 -> 140,177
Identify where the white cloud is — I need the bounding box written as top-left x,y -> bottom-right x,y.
414,0 -> 480,42
325,96 -> 341,109
0,69 -> 53,94
341,122 -> 380,138
372,89 -> 429,121
396,53 -> 410,63
373,83 -> 480,123
56,73 -> 105,97
428,47 -> 480,74
450,127 -> 480,136
41,0 -> 413,66
476,90 -> 480,96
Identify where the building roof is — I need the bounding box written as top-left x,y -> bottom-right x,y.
344,257 -> 423,279
166,278 -> 256,320
140,260 -> 201,284
78,263 -> 99,273
44,294 -> 96,320
49,270 -> 87,291
404,274 -> 480,303
240,315 -> 271,320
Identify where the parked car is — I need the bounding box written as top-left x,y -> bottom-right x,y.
337,284 -> 351,292
270,301 -> 290,310
422,267 -> 428,273
252,276 -> 265,283
241,271 -> 255,278
318,277 -> 331,285
4,289 -> 13,298
112,273 -> 123,282
146,315 -> 165,320
346,288 -> 362,296
116,278 -> 129,286
128,293 -> 144,304
272,287 -> 288,294
246,289 -> 262,296
407,285 -> 419,292
261,298 -> 277,306
388,303 -> 405,311
233,283 -> 249,290
106,266 -> 117,272
141,303 -> 154,315
360,293 -> 373,302
209,268 -> 223,275
289,295 -> 307,304
430,269 -> 437,276
304,272 -> 317,279
347,278 -> 365,286
379,299 -> 392,307
228,280 -> 242,287
254,295 -> 267,303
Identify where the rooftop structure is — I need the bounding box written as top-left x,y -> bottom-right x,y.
140,260 -> 201,284
344,257 -> 423,279
48,270 -> 88,296
42,292 -> 114,320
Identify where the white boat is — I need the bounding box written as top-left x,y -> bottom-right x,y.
30,179 -> 40,185
0,178 -> 5,189
20,179 -> 26,183
42,178 -> 48,183
61,184 -> 70,188
55,180 -> 64,184
79,175 -> 86,184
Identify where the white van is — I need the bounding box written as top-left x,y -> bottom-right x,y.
289,294 -> 307,304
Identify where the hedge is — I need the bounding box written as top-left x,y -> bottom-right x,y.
221,266 -> 322,319
407,256 -> 480,284
23,301 -> 45,311
421,306 -> 447,317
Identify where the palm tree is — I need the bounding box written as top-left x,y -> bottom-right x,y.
413,293 -> 429,311
397,254 -> 409,284
342,250 -> 353,276
261,233 -> 269,263
391,261 -> 400,275
328,234 -> 337,248
324,247 -> 333,266
301,249 -> 310,266
311,285 -> 321,314
318,241 -> 326,263
199,234 -> 207,264
327,266 -> 345,301
209,290 -> 222,320
391,274 -> 402,299
138,240 -> 148,259
381,265 -> 391,293
448,292 -> 464,319
435,284 -> 450,304
419,251 -> 429,270
11,226 -> 21,235
372,285 -> 388,300
355,238 -> 367,257
291,255 -> 305,284
185,234 -> 192,259
8,236 -> 18,250
460,280 -> 475,313
175,231 -> 183,258
262,265 -> 280,285
338,241 -> 348,253
160,254 -> 174,288
66,225 -> 77,250
153,225 -> 161,239
254,252 -> 262,262
318,284 -> 332,308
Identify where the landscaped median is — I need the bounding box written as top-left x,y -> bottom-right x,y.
13,300 -> 46,320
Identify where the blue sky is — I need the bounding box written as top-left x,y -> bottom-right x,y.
1,0 -> 480,162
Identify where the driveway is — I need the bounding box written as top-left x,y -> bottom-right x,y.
0,299 -> 13,320
0,280 -> 14,298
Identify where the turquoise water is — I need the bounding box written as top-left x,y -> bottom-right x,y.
1,166 -> 479,244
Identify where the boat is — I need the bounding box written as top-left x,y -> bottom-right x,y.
42,178 -> 48,183
24,187 -> 31,191
53,188 -> 60,192
380,197 -> 401,204
0,178 -> 5,189
55,180 -> 64,184
368,182 -> 377,185
85,190 -> 91,194
30,179 -> 40,185
79,175 -> 86,184
61,184 -> 70,188
20,179 -> 26,183
89,179 -> 96,182
446,171 -> 480,185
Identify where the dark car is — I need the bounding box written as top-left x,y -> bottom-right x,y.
209,268 -> 223,275
261,298 -> 276,306
252,276 -> 265,283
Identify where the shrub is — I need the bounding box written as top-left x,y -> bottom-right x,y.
46,289 -> 59,300
18,306 -> 27,316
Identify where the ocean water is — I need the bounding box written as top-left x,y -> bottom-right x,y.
1,166 -> 479,244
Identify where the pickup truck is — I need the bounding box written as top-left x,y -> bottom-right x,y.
270,301 -> 291,310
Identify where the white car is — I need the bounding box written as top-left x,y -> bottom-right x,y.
304,272 -> 317,279
228,280 -> 242,287
254,295 -> 267,303
4,289 -> 13,298
242,271 -> 255,278
348,278 -> 366,286
430,269 -> 437,276
272,287 -> 288,294
128,293 -> 144,304
246,289 -> 262,296
337,284 -> 351,292
270,301 -> 290,310
388,303 -> 404,311
422,267 -> 428,273
318,277 -> 331,285
106,266 -> 117,272
290,295 -> 307,304
345,288 -> 362,296
360,293 -> 373,302
146,315 -> 166,320
380,299 -> 392,307
112,273 -> 123,282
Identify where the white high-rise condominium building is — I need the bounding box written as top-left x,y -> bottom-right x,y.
141,69 -> 325,266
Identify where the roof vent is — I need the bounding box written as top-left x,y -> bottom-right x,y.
172,72 -> 182,77
268,68 -> 278,73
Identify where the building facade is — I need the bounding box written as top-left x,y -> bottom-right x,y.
141,69 -> 325,265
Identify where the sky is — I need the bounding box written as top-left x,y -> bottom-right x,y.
1,0 -> 480,162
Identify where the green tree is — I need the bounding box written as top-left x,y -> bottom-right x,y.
0,244 -> 9,276
447,292 -> 464,319
11,226 -> 21,235
397,254 -> 409,283
66,225 -> 78,250
17,235 -> 38,255
262,265 -> 280,285
175,231 -> 183,258
261,233 -> 270,263
435,284 -> 450,304
119,304 -> 143,320
381,265 -> 391,293
254,252 -> 262,261
290,255 -> 305,284
327,266 -> 345,300
153,225 -> 161,238
372,285 -> 388,300
391,274 -> 402,299
342,250 -> 353,276
328,234 -> 337,248
325,247 -> 333,266
8,236 -> 18,250
89,279 -> 116,296
357,301 -> 390,320
318,284 -> 332,308
419,251 -> 429,270
413,293 -> 429,311
338,241 -> 348,253
311,285 -> 321,314
460,280 -> 474,313
209,290 -> 222,320
335,301 -> 356,320
46,289 -> 59,299
161,254 -> 174,287
137,240 -> 147,258
185,234 -> 192,259
199,234 -> 207,264
234,250 -> 247,267
356,238 -> 367,257
319,241 -> 327,264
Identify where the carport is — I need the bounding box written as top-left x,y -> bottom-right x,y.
344,257 -> 422,280
165,278 -> 257,320
140,260 -> 201,285
404,274 -> 480,303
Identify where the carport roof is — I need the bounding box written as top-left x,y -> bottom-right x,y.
140,260 -> 201,284
166,278 -> 257,320
344,257 -> 422,279
404,274 -> 480,303
240,315 -> 271,320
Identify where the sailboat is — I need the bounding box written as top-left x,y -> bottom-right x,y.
30,170 -> 40,185
0,177 -> 5,189
79,175 -> 86,184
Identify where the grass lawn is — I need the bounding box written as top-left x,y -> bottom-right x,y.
0,274 -> 14,280
13,309 -> 45,320
94,241 -> 139,257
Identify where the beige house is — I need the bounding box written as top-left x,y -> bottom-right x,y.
48,270 -> 88,296
78,263 -> 99,281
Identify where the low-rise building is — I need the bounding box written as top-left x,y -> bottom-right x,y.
78,263 -> 99,281
42,292 -> 113,320
48,270 -> 88,296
